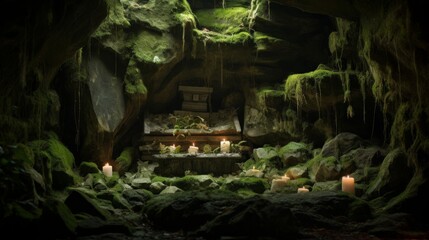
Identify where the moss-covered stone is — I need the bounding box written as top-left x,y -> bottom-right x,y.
79,161 -> 100,176
115,147 -> 135,174
172,175 -> 200,191
223,177 -> 269,194
195,7 -> 249,34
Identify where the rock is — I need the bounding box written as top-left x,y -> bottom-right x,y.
285,165 -> 308,179
195,196 -> 298,239
149,181 -> 167,194
160,186 -> 183,194
64,188 -> 111,220
364,148 -> 413,199
321,132 -> 366,159
312,180 -> 340,192
223,177 -> 269,194
131,178 -> 151,189
79,162 -> 100,176
279,142 -> 312,167
309,155 -> 342,181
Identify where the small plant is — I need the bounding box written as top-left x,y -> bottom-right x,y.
203,144 -> 212,153
168,114 -> 209,138
231,140 -> 247,153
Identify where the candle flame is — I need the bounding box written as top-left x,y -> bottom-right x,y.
252,166 -> 255,170
105,163 -> 110,166
192,142 -> 195,146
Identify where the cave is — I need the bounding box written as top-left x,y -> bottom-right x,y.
1,0 -> 428,239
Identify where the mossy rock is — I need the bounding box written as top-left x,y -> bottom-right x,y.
171,175 -> 201,191
223,177 -> 269,194
151,175 -> 173,185
79,161 -> 100,176
115,147 -> 135,175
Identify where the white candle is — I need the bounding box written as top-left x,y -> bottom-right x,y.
297,186 -> 309,193
102,163 -> 112,177
342,175 -> 355,195
271,175 -> 290,192
188,143 -> 199,155
245,166 -> 262,177
281,174 -> 290,181
220,139 -> 231,153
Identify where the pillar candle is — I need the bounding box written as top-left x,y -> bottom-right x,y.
103,163 -> 112,177
271,175 -> 290,192
245,166 -> 262,177
297,186 -> 309,193
342,175 -> 355,195
220,139 -> 231,153
188,143 -> 199,155
281,174 -> 290,181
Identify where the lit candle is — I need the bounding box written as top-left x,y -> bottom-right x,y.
220,139 -> 231,153
271,174 -> 290,192
102,163 -> 112,177
245,166 -> 262,177
281,174 -> 290,181
188,143 -> 199,155
342,175 -> 355,195
297,186 -> 309,193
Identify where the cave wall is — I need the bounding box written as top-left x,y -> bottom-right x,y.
0,0 -> 108,145
1,0 -> 428,188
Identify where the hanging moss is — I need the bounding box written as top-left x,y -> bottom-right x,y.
193,29 -> 252,45
193,6 -> 252,45
284,68 -> 342,111
93,0 -> 131,38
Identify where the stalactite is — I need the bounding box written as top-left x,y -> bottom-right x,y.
412,48 -> 421,107
20,23 -> 28,89
393,39 -> 402,102
219,44 -> 224,88
267,0 -> 271,20
203,39 -> 209,87
182,21 -> 186,55
334,105 -> 338,136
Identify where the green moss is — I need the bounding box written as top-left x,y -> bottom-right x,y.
193,29 -> 252,45
172,175 -> 200,191
223,177 -> 269,194
195,7 -> 249,34
79,161 -> 100,176
93,0 -> 131,38
278,142 -> 311,157
151,176 -> 172,185
284,68 -> 340,109
11,143 -> 35,167
254,31 -> 283,51
0,115 -> 29,144
132,31 -> 175,63
175,0 -> 196,26
306,154 -> 338,180
115,147 -> 134,174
